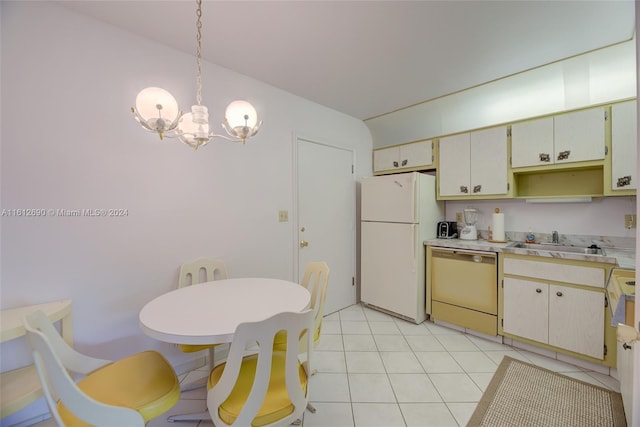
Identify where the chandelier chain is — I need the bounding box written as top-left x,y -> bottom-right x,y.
195,0 -> 203,106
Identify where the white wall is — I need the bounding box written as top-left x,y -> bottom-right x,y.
366,38 -> 636,148
0,2 -> 371,423
445,197 -> 637,242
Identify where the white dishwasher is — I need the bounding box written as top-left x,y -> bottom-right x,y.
430,248 -> 498,335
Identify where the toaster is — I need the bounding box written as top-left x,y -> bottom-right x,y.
437,221 -> 458,239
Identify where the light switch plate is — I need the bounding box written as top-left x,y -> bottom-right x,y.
278,210 -> 288,222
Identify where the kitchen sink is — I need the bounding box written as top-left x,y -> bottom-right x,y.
508,242 -> 606,255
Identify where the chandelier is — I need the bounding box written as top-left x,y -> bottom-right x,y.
131,0 -> 262,150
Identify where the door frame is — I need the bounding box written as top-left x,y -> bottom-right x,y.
292,132 -> 357,301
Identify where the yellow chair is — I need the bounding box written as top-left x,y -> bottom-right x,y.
272,262 -> 328,415
178,257 -> 229,391
274,261 -> 330,352
23,310 -> 180,427
207,310 -> 314,427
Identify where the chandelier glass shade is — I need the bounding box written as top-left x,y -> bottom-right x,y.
131,0 -> 262,150
222,100 -> 261,142
133,87 -> 180,139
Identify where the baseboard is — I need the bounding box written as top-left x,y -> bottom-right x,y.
2,408 -> 52,427
509,338 -> 611,376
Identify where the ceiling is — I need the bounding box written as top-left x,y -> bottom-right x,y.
58,0 -> 636,121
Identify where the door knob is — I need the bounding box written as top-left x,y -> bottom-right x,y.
300,240 -> 309,248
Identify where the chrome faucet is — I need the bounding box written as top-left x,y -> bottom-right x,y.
552,230 -> 559,244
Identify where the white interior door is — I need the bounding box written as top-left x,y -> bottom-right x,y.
297,138 -> 356,315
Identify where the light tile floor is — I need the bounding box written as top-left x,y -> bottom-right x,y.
34,303 -> 620,427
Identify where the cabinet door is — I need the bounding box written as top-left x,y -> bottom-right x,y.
511,117 -> 554,168
373,146 -> 399,172
554,107 -> 606,164
470,126 -> 508,195
611,101 -> 637,191
548,285 -> 604,359
438,133 -> 470,196
400,140 -> 433,169
503,278 -> 548,344
616,327 -> 635,426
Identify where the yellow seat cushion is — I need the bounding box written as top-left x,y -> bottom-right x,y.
179,343 -> 220,353
58,350 -> 180,426
208,351 -> 308,427
272,327 -> 319,352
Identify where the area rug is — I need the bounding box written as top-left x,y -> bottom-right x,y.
467,356 -> 627,427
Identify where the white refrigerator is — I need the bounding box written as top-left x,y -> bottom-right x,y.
360,172 -> 444,323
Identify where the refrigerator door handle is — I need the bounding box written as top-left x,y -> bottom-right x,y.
411,225 -> 417,272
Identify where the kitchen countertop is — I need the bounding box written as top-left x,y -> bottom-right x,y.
425,238 -> 636,269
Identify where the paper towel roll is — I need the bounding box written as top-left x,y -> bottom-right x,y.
492,210 -> 505,241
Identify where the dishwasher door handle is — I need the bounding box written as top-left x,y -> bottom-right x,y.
431,249 -> 496,265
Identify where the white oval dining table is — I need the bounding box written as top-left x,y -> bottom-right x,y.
139,277 -> 311,423
140,277 -> 311,346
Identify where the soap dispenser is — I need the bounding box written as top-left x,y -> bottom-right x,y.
525,228 -> 535,243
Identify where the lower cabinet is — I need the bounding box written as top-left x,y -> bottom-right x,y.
501,254 -> 611,363
503,278 -> 604,359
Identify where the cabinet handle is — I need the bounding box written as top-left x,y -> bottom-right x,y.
539,153 -> 550,162
617,176 -> 632,187
623,343 -> 632,350
401,159 -> 408,166
557,150 -> 571,161
393,161 -> 399,167
556,291 -> 563,297
460,186 -> 468,194
536,288 -> 542,293
473,185 -> 482,193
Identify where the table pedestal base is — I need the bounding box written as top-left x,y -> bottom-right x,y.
168,411 -> 210,423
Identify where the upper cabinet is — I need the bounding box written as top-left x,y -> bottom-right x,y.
375,100 -> 635,200
609,100 -> 637,193
511,107 -> 606,168
373,140 -> 434,175
438,126 -> 509,198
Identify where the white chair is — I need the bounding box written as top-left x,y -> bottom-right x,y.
23,310 -> 180,426
179,258 -> 229,288
178,257 -> 228,391
207,310 -> 314,427
301,261 -> 330,349
272,261 -> 329,416
274,261 -> 329,352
